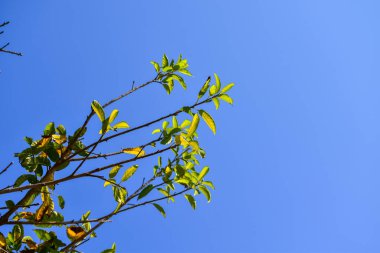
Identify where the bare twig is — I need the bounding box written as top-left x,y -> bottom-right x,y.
0,162 -> 13,176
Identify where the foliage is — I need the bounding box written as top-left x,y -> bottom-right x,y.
0,54 -> 234,252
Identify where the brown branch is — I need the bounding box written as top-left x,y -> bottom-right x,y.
61,188 -> 190,252
68,95 -> 215,160
86,174 -> 126,190
3,218 -> 111,226
0,203 -> 39,210
0,145 -> 175,195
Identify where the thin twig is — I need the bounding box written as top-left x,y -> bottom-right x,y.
0,162 -> 13,176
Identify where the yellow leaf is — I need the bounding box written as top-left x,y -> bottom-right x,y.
66,226 -> 86,241
113,121 -> 130,129
199,110 -> 216,135
52,134 -> 67,144
121,165 -> 138,182
37,137 -> 51,148
122,147 -> 145,157
109,109 -> 119,124
186,114 -> 199,138
24,239 -> 38,250
0,232 -> 5,248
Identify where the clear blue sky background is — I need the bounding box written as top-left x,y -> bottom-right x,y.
2,1 -> 380,252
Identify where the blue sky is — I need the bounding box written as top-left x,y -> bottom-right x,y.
2,1 -> 380,252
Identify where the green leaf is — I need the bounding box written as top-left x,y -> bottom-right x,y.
55,160 -> 70,171
34,229 -> 51,241
14,174 -> 37,187
218,94 -> 233,104
212,98 -> 220,110
109,109 -> 119,124
162,121 -> 169,129
184,194 -> 196,210
138,184 -> 154,200
91,100 -> 105,122
162,54 -> 169,68
113,121 -> 130,129
113,187 -> 127,204
186,114 -> 200,138
214,73 -> 221,92
43,122 -> 55,136
171,74 -> 186,89
56,124 -> 66,135
73,127 -> 87,138
109,165 -> 122,179
172,116 -> 178,128
150,61 -> 160,72
104,179 -> 116,187
24,136 -> 33,145
152,203 -> 166,218
58,195 -> 65,209
198,166 -> 209,181
199,110 -> 216,135
202,181 -> 215,190
181,119 -> 191,128
121,165 -> 138,182
179,69 -> 192,76
221,82 -> 235,93
198,76 -> 211,99
198,185 -> 211,203
81,210 -> 91,221
5,200 -> 15,209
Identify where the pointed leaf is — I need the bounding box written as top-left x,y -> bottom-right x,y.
138,184 -> 154,200
186,114 -> 199,138
150,61 -> 160,72
91,100 -> 105,122
198,76 -> 211,99
122,147 -> 145,157
109,110 -> 119,124
198,185 -> 211,203
184,194 -> 196,210
109,165 -> 122,178
152,203 -> 166,218
221,82 -> 235,93
199,110 -> 216,135
218,94 -> 233,104
198,166 -> 209,181
113,121 -> 129,129
162,54 -> 169,68
58,195 -> 65,209
121,165 -> 138,182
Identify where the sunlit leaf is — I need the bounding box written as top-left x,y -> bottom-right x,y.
113,121 -> 129,129
121,165 -> 138,182
186,114 -> 199,138
184,194 -> 196,210
218,94 -> 233,104
122,147 -> 145,157
214,73 -> 221,92
198,76 -> 211,99
221,82 -> 235,93
198,185 -> 211,203
109,109 -> 119,124
66,226 -> 86,241
91,100 -> 105,122
150,61 -> 160,72
109,165 -> 122,178
198,166 -> 209,181
199,110 -> 216,135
